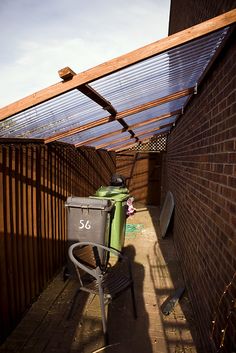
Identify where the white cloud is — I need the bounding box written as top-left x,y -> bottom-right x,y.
0,0 -> 170,107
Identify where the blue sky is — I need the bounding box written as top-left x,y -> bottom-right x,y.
0,0 -> 170,107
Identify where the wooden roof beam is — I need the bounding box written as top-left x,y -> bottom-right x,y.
45,88 -> 190,144
59,67 -> 144,141
135,123 -> 172,138
58,66 -> 117,115
97,122 -> 172,150
0,9 -> 235,121
108,140 -> 139,152
113,130 -> 169,152
115,117 -> 136,138
74,109 -> 180,147
96,135 -> 138,150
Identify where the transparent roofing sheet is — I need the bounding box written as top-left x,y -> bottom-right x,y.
88,131 -> 131,147
106,138 -> 137,150
59,120 -> 121,144
0,26 -> 230,146
132,116 -> 176,135
123,96 -> 187,125
90,28 -> 228,112
138,127 -> 170,140
0,89 -> 107,139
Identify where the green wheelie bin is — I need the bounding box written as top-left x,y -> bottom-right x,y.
92,186 -> 129,251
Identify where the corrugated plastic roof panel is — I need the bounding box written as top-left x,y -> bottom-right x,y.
0,21 -> 231,151
90,29 -> 228,112
123,96 -> 187,125
106,138 -> 137,151
138,126 -> 171,140
0,89 -> 107,139
132,116 -> 176,135
59,120 -> 121,145
88,131 -> 131,148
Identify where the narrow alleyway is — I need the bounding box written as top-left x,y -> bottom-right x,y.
0,205 -> 198,353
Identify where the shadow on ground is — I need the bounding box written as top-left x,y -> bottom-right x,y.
106,244 -> 152,353
147,205 -> 200,352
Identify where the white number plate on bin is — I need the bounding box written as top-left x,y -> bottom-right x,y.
79,220 -> 91,230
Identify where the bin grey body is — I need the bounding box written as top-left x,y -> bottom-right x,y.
65,196 -> 113,276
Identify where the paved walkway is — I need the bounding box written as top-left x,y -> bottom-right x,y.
0,205 -> 198,353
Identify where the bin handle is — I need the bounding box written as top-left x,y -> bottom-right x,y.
65,203 -> 107,210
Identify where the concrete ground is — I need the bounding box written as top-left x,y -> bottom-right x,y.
0,205 -> 198,353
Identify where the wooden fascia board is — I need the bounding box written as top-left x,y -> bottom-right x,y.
45,89 -> 190,144
0,9 -> 235,121
74,109 -> 180,147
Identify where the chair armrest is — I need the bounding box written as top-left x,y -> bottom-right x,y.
68,241 -> 132,279
68,243 -> 97,277
74,241 -> 127,260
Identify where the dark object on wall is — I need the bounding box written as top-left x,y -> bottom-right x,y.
110,174 -> 126,187
159,191 -> 175,238
161,287 -> 185,315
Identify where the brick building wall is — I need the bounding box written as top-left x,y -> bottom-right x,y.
164,2 -> 236,352
169,0 -> 235,34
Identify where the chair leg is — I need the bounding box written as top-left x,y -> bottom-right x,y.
98,285 -> 108,340
104,332 -> 109,346
130,283 -> 137,319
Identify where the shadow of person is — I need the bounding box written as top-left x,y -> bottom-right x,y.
106,245 -> 153,353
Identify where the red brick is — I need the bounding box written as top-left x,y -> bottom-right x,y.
228,176 -> 236,188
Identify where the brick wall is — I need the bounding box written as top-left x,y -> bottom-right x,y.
169,0 -> 235,34
163,30 -> 236,352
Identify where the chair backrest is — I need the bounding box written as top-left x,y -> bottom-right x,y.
68,242 -> 123,284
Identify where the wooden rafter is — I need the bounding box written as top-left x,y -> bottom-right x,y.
75,127 -> 126,147
0,9 -> 235,121
97,122 -> 172,150
45,89 -> 190,144
113,130 -> 169,152
96,135 -> 137,150
135,123 -> 172,138
59,67 -> 135,140
108,140 -> 139,152
113,142 -> 140,152
58,67 -> 117,115
74,110 -> 181,147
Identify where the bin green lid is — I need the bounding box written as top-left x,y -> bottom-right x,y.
91,193 -> 129,202
95,185 -> 129,197
109,193 -> 129,201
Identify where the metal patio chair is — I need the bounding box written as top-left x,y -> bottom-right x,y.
68,241 -> 137,342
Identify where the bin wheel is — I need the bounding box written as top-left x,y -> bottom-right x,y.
63,266 -> 70,282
